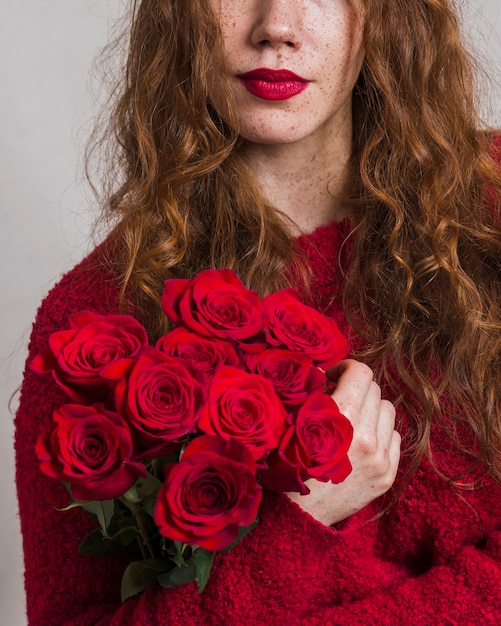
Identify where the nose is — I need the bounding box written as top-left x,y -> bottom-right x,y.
250,0 -> 302,51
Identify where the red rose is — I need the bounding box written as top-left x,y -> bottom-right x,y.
259,394 -> 353,494
36,404 -> 146,501
156,327 -> 241,386
245,348 -> 325,406
31,311 -> 149,403
103,348 -> 205,459
198,366 -> 287,461
161,269 -> 267,341
154,436 -> 262,551
262,289 -> 349,368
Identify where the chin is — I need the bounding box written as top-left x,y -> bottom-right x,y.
239,126 -> 309,146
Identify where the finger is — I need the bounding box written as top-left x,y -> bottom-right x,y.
354,396 -> 396,457
341,381 -> 382,442
326,358 -> 365,383
342,396 -> 395,475
375,399 -> 396,446
384,429 -> 402,488
389,429 -> 401,468
329,360 -> 375,422
364,427 -> 401,497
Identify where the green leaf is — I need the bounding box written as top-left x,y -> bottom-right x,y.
56,500 -> 86,513
141,493 -> 158,518
192,548 -> 215,593
56,499 -> 115,534
121,562 -> 161,602
122,471 -> 161,505
79,529 -> 124,557
117,526 -> 139,547
97,509 -> 139,548
158,560 -> 196,588
220,518 -> 258,553
122,485 -> 141,504
136,472 -> 162,499
80,500 -> 115,533
138,473 -> 162,516
157,549 -> 215,593
166,541 -> 189,567
137,558 -> 174,572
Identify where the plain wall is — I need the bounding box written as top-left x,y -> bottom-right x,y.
1,2 -> 499,624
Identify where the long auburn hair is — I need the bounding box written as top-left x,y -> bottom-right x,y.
89,0 -> 501,488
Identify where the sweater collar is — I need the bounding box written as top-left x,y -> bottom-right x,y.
294,218 -> 353,316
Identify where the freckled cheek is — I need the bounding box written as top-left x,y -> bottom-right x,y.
327,14 -> 365,61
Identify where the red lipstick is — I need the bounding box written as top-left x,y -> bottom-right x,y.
238,68 -> 309,101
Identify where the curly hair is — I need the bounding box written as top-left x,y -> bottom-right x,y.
348,0 -> 501,486
89,0 -> 501,488
90,0 -> 304,336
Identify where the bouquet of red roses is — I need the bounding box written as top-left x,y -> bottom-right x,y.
32,269 -> 353,599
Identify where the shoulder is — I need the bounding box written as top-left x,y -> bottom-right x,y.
27,236 -> 122,358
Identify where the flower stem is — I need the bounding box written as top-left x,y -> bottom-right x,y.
120,498 -> 156,560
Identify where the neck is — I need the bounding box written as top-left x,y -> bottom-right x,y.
240,117 -> 353,234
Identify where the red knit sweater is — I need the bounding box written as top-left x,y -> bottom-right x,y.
15,220 -> 501,625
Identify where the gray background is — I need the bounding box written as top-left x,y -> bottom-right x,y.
1,2 -> 499,624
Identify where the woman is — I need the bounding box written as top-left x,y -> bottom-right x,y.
15,0 -> 501,624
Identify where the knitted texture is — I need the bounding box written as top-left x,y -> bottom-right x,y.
15,219 -> 501,625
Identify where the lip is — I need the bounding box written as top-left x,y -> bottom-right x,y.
238,68 -> 310,101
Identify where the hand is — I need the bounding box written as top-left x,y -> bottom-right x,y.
286,359 -> 401,526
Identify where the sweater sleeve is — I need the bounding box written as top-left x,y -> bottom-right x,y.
15,252 -> 501,625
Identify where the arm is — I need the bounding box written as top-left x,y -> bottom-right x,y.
287,362 -> 501,624
297,479 -> 501,625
